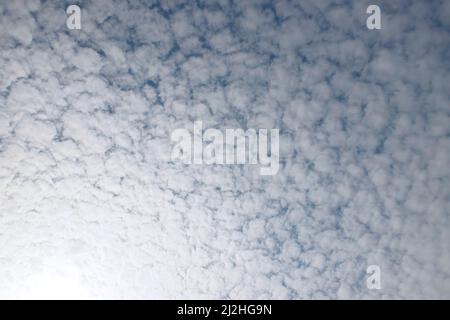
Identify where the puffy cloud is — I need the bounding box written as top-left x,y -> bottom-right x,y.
0,0 -> 449,299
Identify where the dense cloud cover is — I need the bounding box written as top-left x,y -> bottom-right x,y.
0,0 -> 449,299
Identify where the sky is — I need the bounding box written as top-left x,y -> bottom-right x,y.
0,0 -> 449,299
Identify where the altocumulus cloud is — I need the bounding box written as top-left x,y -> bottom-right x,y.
0,0 -> 449,299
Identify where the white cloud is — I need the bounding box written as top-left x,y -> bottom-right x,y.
0,0 -> 449,299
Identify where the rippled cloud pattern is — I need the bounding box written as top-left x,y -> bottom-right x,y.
0,0 -> 449,299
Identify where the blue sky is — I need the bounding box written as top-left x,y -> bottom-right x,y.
0,0 -> 449,299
